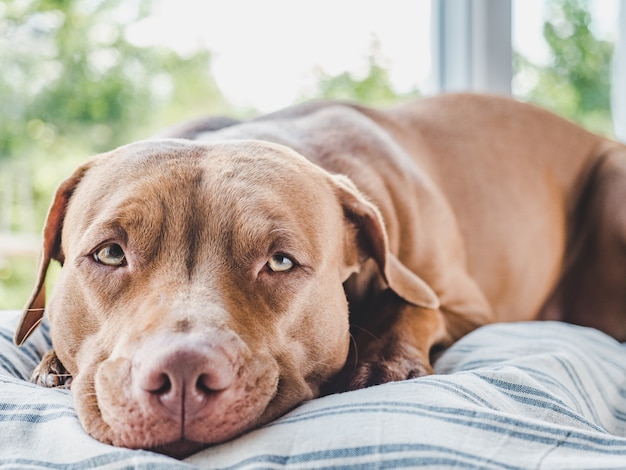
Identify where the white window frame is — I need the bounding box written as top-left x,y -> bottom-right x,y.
431,0 -> 512,95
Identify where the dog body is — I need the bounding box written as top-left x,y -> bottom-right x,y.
15,94 -> 626,457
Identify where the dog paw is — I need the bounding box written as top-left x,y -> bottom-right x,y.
346,341 -> 433,390
31,350 -> 73,388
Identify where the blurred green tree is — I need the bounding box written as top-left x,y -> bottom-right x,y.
0,0 -> 231,162
0,0 -> 235,224
514,0 -> 614,135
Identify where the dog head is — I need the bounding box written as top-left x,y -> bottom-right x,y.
15,139 -> 437,457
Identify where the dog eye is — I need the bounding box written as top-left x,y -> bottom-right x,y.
93,244 -> 126,267
266,254 -> 294,272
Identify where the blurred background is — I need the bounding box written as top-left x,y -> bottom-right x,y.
0,0 -> 624,308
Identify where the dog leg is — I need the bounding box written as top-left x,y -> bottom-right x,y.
540,145 -> 626,340
340,290 -> 448,390
32,350 -> 73,388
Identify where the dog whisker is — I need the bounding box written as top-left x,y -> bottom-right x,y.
350,324 -> 380,342
348,333 -> 359,367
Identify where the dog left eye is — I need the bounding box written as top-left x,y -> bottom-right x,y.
266,254 -> 294,272
93,244 -> 126,267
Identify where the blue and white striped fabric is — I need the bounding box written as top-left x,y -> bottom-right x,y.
1,310 -> 625,469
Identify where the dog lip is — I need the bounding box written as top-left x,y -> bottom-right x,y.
151,438 -> 208,459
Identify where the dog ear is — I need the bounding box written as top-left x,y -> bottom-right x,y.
332,174 -> 440,310
14,164 -> 91,346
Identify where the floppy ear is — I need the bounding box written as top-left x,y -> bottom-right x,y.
14,164 -> 91,346
332,174 -> 440,310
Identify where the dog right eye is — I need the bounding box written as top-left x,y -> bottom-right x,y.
93,243 -> 126,267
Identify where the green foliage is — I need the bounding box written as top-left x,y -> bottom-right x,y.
305,40 -> 419,105
0,0 -> 234,229
0,0 -> 231,161
515,0 -> 614,135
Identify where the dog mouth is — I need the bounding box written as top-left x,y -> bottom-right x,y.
151,438 -> 208,459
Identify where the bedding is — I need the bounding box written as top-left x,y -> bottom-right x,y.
0,310 -> 625,469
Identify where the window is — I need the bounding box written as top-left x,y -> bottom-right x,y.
432,0 -> 623,139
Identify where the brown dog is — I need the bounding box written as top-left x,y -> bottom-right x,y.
14,94 -> 626,458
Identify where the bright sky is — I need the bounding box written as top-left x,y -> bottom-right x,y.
127,0 -> 619,112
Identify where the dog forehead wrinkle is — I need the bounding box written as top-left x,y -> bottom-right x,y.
182,172 -> 205,278
198,143 -> 339,223
118,155 -> 206,273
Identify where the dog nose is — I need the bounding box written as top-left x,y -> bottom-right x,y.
135,341 -> 236,416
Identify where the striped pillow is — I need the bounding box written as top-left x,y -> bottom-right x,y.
1,310 -> 625,469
